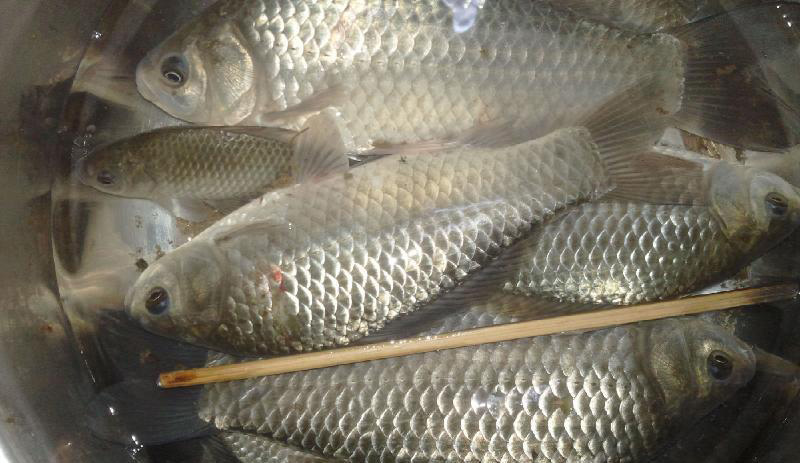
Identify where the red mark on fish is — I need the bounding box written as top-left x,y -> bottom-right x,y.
270,265 -> 286,292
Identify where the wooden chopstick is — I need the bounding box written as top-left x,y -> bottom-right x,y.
159,283 -> 798,388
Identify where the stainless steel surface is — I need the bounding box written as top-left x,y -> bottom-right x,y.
0,1 -> 199,461
0,1 -> 147,461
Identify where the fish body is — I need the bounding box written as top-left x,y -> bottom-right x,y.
198,319 -> 756,463
511,202 -> 738,305
135,0 -> 683,151
507,159 -> 800,305
136,0 -> 800,151
79,126 -> 297,202
126,124 -> 618,354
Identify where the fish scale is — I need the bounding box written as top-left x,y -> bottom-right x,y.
137,0 -> 682,150
198,319 -> 755,462
203,130 -> 605,353
508,202 -> 737,305
80,127 -> 296,201
220,431 -> 339,462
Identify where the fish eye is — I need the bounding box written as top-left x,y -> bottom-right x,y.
765,192 -> 789,216
96,170 -> 115,185
160,55 -> 188,87
707,351 -> 733,381
145,287 -> 170,315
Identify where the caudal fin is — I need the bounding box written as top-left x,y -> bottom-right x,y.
672,3 -> 800,151
580,78 -> 707,205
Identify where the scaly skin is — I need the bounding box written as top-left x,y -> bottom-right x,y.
199,319 -> 755,463
509,202 -> 737,305
80,127 -> 295,200
221,432 -> 338,462
136,0 -> 682,151
127,127 -> 616,354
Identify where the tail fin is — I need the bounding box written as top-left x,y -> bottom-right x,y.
87,311 -> 216,446
147,435 -> 241,463
86,379 -> 211,445
671,3 -> 800,151
580,78 -> 707,205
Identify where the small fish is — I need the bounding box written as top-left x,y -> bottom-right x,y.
124,82 -> 677,355
506,156 -> 800,305
77,120 -> 345,221
134,0 -> 800,151
95,318 -> 757,463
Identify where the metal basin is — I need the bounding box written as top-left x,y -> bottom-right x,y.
1,1 -> 799,462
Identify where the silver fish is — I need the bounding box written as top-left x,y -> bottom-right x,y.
197,318 -> 755,463
124,87 -> 667,355
77,120 -> 347,221
507,158 -> 800,305
134,0 -> 800,150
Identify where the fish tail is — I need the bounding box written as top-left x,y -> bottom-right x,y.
86,378 -> 211,445
87,311 -> 216,445
147,435 -> 242,463
581,78 -> 707,205
671,2 -> 800,151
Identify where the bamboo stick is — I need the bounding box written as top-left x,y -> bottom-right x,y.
159,283 -> 797,388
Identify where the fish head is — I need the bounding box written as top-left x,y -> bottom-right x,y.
136,12 -> 256,125
125,240 -> 230,348
646,319 -> 755,423
709,162 -> 800,255
78,142 -> 154,197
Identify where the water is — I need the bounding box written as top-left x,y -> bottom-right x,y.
37,1 -> 800,462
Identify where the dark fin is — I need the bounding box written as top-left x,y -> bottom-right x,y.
86,379 -> 211,446
212,218 -> 290,245
292,112 -> 349,182
355,234 -> 539,343
97,310 -> 211,382
148,435 -> 240,463
360,120 -> 529,157
579,78 -> 705,205
487,291 -> 608,319
358,280 -> 608,343
153,196 -> 215,222
260,85 -> 347,124
671,3 -> 800,151
604,151 -> 708,205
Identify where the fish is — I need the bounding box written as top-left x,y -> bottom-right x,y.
123,81 -> 680,355
746,146 -> 800,188
94,317 -> 758,463
505,157 -> 800,305
77,116 -> 348,221
549,0 -> 780,32
134,0 -> 800,151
